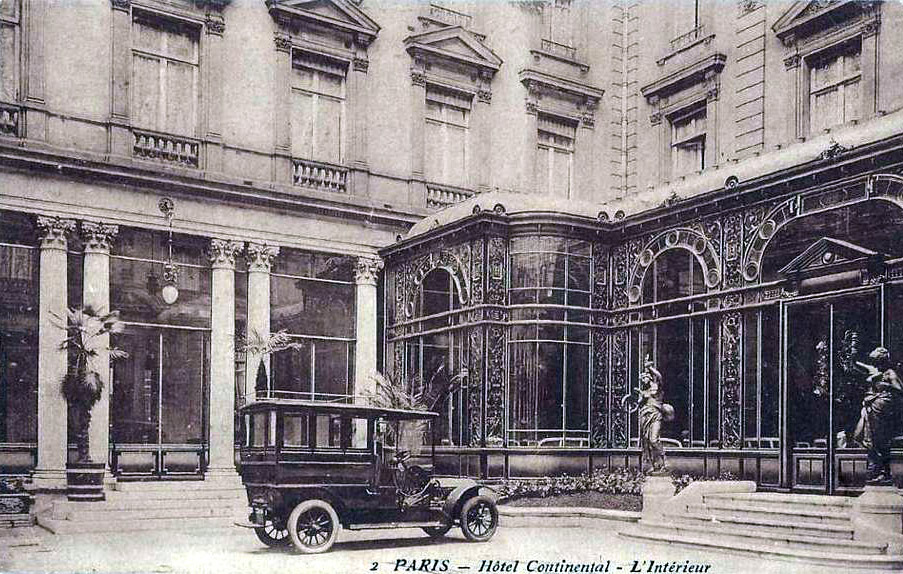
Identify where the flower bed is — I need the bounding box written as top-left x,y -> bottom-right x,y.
0,477 -> 35,527
496,469 -> 738,509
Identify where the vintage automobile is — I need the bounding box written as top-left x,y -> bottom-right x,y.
235,399 -> 499,553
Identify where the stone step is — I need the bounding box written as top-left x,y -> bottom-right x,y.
703,492 -> 853,512
113,480 -> 243,492
665,511 -> 855,540
39,514 -> 240,535
53,504 -> 240,523
620,527 -> 903,570
52,497 -> 246,519
104,488 -> 246,502
629,521 -> 887,556
688,502 -> 851,526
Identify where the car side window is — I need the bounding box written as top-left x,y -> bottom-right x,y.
284,414 -> 309,447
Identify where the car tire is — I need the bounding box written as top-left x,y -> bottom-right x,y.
287,499 -> 340,554
422,524 -> 452,538
459,495 -> 498,542
254,521 -> 291,548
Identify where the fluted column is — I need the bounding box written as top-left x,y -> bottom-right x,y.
354,256 -> 383,401
33,216 -> 76,490
207,239 -> 243,479
245,242 -> 279,400
81,222 -> 119,470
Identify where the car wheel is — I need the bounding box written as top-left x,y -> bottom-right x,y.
254,520 -> 291,548
459,495 -> 498,542
288,499 -> 340,554
422,524 -> 452,538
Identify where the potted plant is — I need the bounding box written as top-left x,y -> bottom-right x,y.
55,306 -> 127,502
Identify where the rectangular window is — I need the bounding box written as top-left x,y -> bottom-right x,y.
0,0 -> 19,102
292,55 -> 346,165
425,86 -> 470,187
536,115 -> 576,198
283,414 -> 309,447
131,15 -> 199,137
542,0 -> 574,48
809,39 -> 861,135
671,103 -> 706,178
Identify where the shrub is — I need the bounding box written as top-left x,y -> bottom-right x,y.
496,469 -> 739,501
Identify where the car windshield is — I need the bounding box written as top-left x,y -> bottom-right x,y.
396,419 -> 428,456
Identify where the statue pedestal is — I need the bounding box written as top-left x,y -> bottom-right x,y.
642,473 -> 675,519
852,485 -> 903,553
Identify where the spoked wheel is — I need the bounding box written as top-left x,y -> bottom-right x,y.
422,524 -> 452,538
460,495 -> 498,542
287,499 -> 340,554
254,519 -> 291,548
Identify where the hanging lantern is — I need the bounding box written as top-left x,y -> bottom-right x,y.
158,198 -> 179,305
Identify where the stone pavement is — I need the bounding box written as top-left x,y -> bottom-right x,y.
0,520 -> 876,574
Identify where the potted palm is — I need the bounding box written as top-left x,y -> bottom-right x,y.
238,329 -> 305,401
55,306 -> 127,501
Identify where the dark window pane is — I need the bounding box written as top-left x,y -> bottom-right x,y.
314,340 -> 351,400
272,341 -> 312,398
565,344 -> 588,430
271,276 -> 354,337
284,414 -> 309,447
537,343 -> 564,430
111,258 -> 211,328
160,329 -> 206,443
111,327 -> 161,444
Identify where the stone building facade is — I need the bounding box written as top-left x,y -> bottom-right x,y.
3,0 -> 903,495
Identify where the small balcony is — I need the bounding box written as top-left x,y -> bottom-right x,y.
132,129 -> 200,168
541,39 -> 578,62
426,3 -> 472,29
292,158 -> 348,193
671,25 -> 706,53
426,182 -> 475,210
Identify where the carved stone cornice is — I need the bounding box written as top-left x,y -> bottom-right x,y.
477,89 -> 492,104
354,256 -> 384,285
353,57 -> 369,73
246,242 -> 280,273
207,239 -> 243,270
411,70 -> 427,87
80,222 -> 119,254
274,32 -> 292,54
784,53 -> 801,69
650,112 -> 662,126
36,217 -> 76,250
641,53 -> 726,102
205,13 -> 225,36
110,0 -> 130,12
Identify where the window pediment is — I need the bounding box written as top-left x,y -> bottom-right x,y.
778,237 -> 882,277
641,53 -> 726,102
267,0 -> 380,44
520,68 -> 603,128
405,26 -> 502,76
773,1 -> 879,48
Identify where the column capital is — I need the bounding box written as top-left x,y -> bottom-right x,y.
36,217 -> 76,250
205,13 -> 225,36
354,256 -> 384,285
208,238 -> 243,270
246,242 -> 280,273
80,221 -> 119,254
274,31 -> 292,53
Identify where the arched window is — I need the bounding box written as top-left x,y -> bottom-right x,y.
641,248 -> 705,304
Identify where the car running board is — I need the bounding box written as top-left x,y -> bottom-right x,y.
346,521 -> 448,531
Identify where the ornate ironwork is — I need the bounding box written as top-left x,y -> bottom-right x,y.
484,325 -> 506,442
627,228 -> 722,303
468,326 -> 483,446
591,331 -> 610,447
720,312 -> 742,449
610,329 -> 629,447
814,338 -> 829,398
487,237 -> 506,306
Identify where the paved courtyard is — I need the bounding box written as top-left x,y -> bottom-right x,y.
0,521 -> 864,574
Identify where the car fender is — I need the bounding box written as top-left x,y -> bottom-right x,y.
441,480 -> 498,519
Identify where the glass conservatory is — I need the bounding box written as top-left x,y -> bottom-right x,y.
381,157 -> 903,494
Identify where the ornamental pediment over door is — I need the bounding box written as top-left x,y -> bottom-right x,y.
778,237 -> 881,278
772,1 -> 878,45
266,0 -> 380,43
405,27 -> 502,75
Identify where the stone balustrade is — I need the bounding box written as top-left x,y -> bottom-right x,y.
426,182 -> 475,210
132,129 -> 200,168
292,158 -> 348,193
670,24 -> 706,53
541,39 -> 577,61
428,3 -> 472,28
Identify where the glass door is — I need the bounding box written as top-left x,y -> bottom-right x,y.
786,293 -> 878,493
110,325 -> 208,478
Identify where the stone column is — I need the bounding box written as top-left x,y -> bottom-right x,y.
207,239 -> 243,480
33,216 -> 76,490
471,85 -> 492,192
272,27 -> 293,185
203,12 -> 226,172
354,256 -> 383,401
109,0 -> 132,157
245,243 -> 279,400
23,0 -> 48,141
409,57 -> 427,206
347,36 -> 371,197
81,222 -> 119,471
